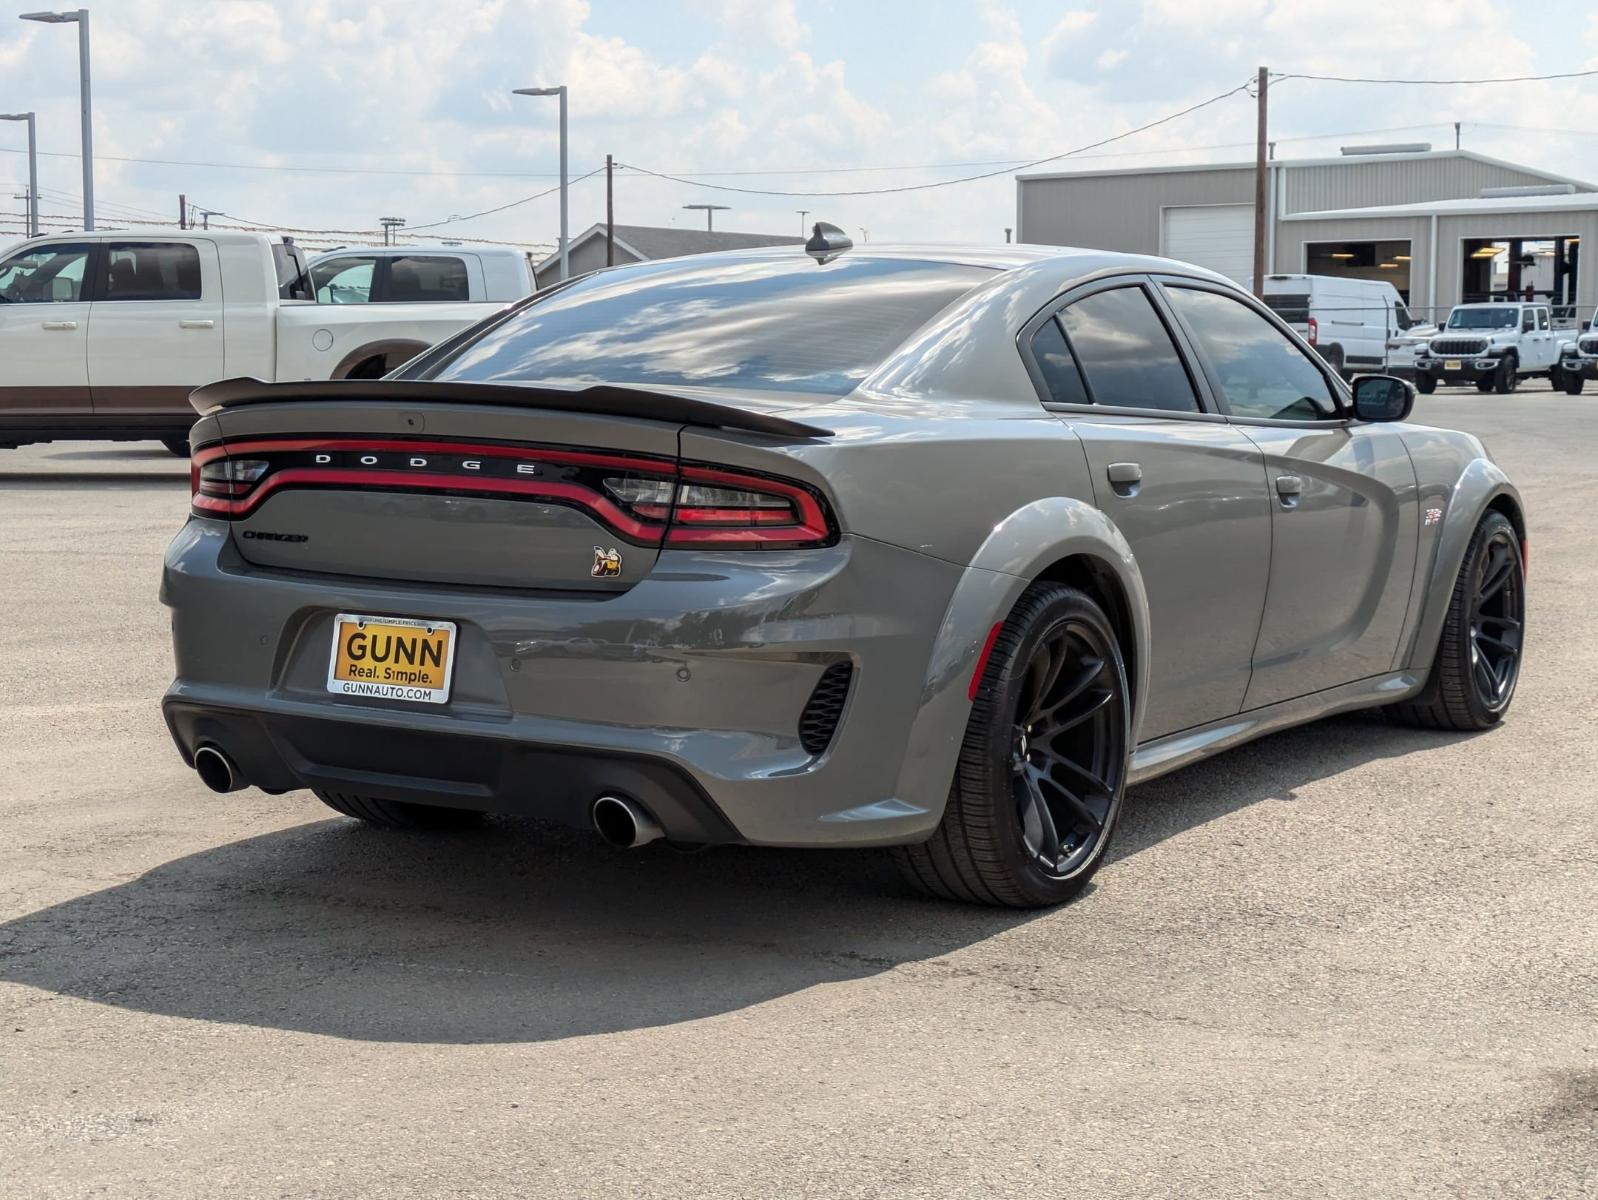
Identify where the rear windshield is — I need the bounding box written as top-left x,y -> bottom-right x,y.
1262,293 -> 1310,323
425,255 -> 992,395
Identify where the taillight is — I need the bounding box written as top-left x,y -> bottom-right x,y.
603,464 -> 833,547
190,438 -> 836,550
1307,316 -> 1319,346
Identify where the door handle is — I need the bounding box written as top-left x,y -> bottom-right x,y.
1275,474 -> 1304,508
178,319 -> 215,330
41,320 -> 78,331
1106,461 -> 1142,497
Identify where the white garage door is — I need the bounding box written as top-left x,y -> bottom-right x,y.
1161,204 -> 1255,285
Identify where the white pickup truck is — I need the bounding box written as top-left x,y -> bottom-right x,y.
0,229 -> 520,453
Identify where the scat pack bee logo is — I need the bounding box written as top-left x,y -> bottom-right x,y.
591,546 -> 623,578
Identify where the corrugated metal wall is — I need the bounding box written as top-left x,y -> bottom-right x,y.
1279,157 -> 1564,214
1018,167 -> 1252,253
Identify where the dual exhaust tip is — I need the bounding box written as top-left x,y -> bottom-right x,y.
194,748 -> 661,850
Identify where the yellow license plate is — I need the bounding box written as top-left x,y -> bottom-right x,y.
326,614 -> 457,704
1444,360 -> 1462,371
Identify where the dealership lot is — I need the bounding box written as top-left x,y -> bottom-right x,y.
0,392 -> 1593,1198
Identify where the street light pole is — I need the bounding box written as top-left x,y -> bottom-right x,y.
0,112 -> 38,236
512,86 -> 568,280
20,10 -> 92,231
684,203 -> 730,231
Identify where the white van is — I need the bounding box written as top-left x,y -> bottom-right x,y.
1261,275 -> 1421,378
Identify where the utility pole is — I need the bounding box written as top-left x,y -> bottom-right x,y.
1253,65 -> 1268,297
605,153 -> 614,267
178,192 -> 186,230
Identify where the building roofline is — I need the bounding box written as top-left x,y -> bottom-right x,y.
1015,148 -> 1598,192
532,223 -> 645,273
1286,190 -> 1598,220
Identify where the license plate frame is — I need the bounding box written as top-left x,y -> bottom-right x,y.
326,613 -> 457,705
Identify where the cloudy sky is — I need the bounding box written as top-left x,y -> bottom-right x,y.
4,0 -> 1598,254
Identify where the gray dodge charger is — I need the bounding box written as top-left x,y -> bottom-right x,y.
161,238 -> 1527,907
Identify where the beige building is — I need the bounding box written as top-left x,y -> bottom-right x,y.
1017,148 -> 1598,323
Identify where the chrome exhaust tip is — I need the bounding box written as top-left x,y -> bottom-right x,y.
591,795 -> 664,849
193,745 -> 245,794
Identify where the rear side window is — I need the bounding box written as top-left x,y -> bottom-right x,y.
1537,307 -> 1551,331
313,257 -> 377,304
1029,317 -> 1090,405
0,243 -> 93,303
1056,286 -> 1200,413
101,242 -> 202,302
428,255 -> 991,396
384,255 -> 470,302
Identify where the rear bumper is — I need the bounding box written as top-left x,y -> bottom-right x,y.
161,518 -> 968,847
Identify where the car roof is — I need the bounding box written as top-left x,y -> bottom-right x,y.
309,244 -> 525,261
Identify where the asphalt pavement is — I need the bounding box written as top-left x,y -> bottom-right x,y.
0,391 -> 1593,1198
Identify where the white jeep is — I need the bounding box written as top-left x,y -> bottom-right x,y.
1555,306 -> 1598,395
1412,302 -> 1562,394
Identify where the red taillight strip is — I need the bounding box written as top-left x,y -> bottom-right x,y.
676,463 -> 832,545
194,468 -> 662,540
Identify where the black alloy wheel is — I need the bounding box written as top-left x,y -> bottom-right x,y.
1465,526 -> 1525,712
1388,511 -> 1525,731
893,583 -> 1131,907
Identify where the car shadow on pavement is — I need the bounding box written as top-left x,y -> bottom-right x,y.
0,712 -> 1463,1045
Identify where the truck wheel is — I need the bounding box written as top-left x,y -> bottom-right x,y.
1323,346 -> 1347,380
1415,374 -> 1436,395
160,436 -> 190,458
890,583 -> 1132,908
1493,358 -> 1519,394
345,354 -> 389,379
313,788 -> 485,831
1475,379 -> 1494,393
1564,373 -> 1585,395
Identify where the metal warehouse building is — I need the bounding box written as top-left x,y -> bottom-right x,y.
1017,148 -> 1598,325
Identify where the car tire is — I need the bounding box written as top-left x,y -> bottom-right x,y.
1564,373 -> 1585,395
1415,374 -> 1437,395
891,583 -> 1132,908
1475,378 -> 1495,393
1493,357 -> 1519,394
1387,511 -> 1524,732
1323,346 -> 1346,379
161,436 -> 190,457
313,788 -> 485,831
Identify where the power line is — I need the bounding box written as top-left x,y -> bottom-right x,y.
406,165 -> 606,231
619,79 -> 1255,198
1273,67 -> 1598,86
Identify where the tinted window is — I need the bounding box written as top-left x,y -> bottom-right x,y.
102,242 -> 202,302
1537,307 -> 1550,331
428,255 -> 990,395
1521,310 -> 1535,333
1056,286 -> 1199,413
1263,292 -> 1310,323
1166,286 -> 1337,421
1448,308 -> 1517,330
313,257 -> 377,305
384,254 -> 470,302
0,244 -> 92,303
1029,317 -> 1089,405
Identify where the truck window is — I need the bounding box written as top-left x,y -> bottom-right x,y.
383,255 -> 470,302
101,242 -> 202,302
1537,307 -> 1551,331
1521,310 -> 1535,333
0,244 -> 93,303
272,242 -> 313,301
312,257 -> 377,304
1262,292 -> 1311,324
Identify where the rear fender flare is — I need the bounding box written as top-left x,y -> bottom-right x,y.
890,498 -> 1150,824
1404,458 -> 1522,671
332,339 -> 430,380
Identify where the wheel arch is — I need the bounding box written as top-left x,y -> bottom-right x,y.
890,498 -> 1152,823
1401,458 -> 1524,672
330,338 -> 431,380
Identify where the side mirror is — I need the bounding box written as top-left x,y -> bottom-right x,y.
1352,374 -> 1414,423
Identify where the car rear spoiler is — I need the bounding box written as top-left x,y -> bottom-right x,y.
188,377 -> 835,440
